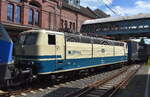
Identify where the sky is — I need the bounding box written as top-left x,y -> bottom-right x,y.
80,0 -> 150,16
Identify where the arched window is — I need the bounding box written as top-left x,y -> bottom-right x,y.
28,1 -> 41,26
73,23 -> 75,30
70,22 -> 72,29
65,20 -> 68,29
7,3 -> 14,21
61,19 -> 64,29
28,9 -> 34,24
29,1 -> 41,8
35,10 -> 40,25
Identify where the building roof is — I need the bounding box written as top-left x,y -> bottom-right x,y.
83,13 -> 150,25
94,9 -> 110,18
62,1 -> 109,19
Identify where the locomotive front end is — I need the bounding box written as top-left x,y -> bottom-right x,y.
15,31 -> 42,75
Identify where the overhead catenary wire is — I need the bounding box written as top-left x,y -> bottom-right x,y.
100,0 -> 120,16
104,3 -> 120,16
105,0 -> 128,16
100,0 -> 128,16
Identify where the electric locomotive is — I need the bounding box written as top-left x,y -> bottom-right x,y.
15,30 -> 128,77
0,23 -> 14,87
127,40 -> 148,63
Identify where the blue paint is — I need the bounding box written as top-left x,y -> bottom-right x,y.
0,23 -> 13,64
0,40 -> 13,64
25,56 -> 127,74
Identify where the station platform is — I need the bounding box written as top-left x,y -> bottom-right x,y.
115,65 -> 150,97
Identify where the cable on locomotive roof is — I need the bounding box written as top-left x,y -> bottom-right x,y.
113,41 -> 124,46
65,33 -> 92,43
65,33 -> 81,42
65,32 -> 123,46
80,36 -> 91,43
92,37 -> 113,45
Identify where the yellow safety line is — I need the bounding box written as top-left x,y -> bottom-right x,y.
146,57 -> 150,66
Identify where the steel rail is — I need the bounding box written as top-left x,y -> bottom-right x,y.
101,65 -> 141,97
64,65 -> 140,97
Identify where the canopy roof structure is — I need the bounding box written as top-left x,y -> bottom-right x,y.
83,13 -> 150,25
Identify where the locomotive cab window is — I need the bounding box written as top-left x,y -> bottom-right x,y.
48,35 -> 56,45
19,33 -> 38,45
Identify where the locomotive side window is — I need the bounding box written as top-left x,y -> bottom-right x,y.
48,35 -> 56,45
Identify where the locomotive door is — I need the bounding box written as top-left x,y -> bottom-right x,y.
55,34 -> 65,69
100,45 -> 106,64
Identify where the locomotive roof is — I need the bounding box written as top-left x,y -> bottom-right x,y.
83,13 -> 150,25
65,33 -> 125,44
21,29 -> 125,44
21,30 -> 64,35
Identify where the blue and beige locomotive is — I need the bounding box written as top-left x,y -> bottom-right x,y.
15,30 -> 128,76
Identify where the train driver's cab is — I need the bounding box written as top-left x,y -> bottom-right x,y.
19,32 -> 38,45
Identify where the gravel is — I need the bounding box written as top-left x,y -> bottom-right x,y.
14,66 -> 133,97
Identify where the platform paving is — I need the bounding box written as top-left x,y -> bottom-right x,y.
114,65 -> 150,97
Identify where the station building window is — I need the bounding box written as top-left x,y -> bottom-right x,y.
28,9 -> 40,26
70,22 -> 72,29
16,6 -> 21,23
65,20 -> 68,29
28,9 -> 34,25
61,19 -> 64,29
28,1 -> 41,26
7,3 -> 14,21
35,10 -> 40,26
73,23 -> 75,30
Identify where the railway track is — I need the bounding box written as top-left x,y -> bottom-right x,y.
0,64 -> 140,97
64,65 -> 141,97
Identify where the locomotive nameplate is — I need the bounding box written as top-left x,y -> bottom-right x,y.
101,49 -> 105,53
68,50 -> 81,55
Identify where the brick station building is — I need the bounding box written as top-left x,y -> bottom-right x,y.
0,0 -> 109,42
